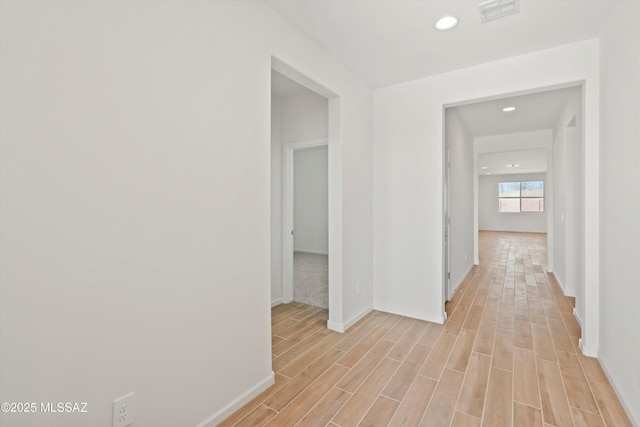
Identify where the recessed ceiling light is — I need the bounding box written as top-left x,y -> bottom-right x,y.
481,166 -> 488,170
502,106 -> 516,112
486,172 -> 492,175
507,164 -> 513,168
514,164 -> 520,167
434,16 -> 459,31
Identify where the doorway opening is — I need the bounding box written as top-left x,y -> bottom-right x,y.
270,58 -> 344,332
442,83 -> 587,344
289,142 -> 329,308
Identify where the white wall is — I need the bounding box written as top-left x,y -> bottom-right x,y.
598,1 -> 640,424
552,88 -> 582,299
445,109 -> 475,298
0,2 -> 373,426
479,173 -> 547,233
373,39 -> 599,328
282,90 -> 329,143
294,147 -> 328,254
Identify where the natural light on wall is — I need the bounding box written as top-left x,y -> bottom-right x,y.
498,181 -> 544,212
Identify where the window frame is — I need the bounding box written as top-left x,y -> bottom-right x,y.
498,180 -> 544,213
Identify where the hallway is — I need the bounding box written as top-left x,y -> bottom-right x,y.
220,231 -> 632,426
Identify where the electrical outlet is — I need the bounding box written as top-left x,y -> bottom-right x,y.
464,253 -> 467,261
113,392 -> 135,427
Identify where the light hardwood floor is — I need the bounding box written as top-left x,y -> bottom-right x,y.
219,231 -> 632,427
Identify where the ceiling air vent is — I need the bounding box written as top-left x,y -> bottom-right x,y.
478,0 -> 519,23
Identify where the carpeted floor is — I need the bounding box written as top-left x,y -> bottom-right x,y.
293,251 -> 328,309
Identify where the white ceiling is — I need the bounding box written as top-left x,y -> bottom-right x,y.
267,2 -> 591,177
478,149 -> 547,176
455,86 -> 580,176
451,86 -> 581,175
265,0 -> 615,88
452,86 -> 577,137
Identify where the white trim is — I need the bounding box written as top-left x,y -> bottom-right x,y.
283,137 -> 328,305
329,305 -> 373,333
552,272 -> 567,295
194,372 -> 274,427
448,264 -> 474,301
326,97 -> 344,332
598,357 -> 639,427
344,305 -> 373,332
578,338 -> 598,358
271,58 -> 343,336
374,305 -> 446,325
572,307 -> 582,328
294,249 -> 329,256
579,81 -> 600,365
271,297 -> 283,307
272,57 -> 338,99
326,319 -> 345,333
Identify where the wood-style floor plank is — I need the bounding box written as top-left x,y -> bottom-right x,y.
389,375 -> 437,427
264,364 -> 348,426
474,319 -> 497,355
219,232 -> 632,427
514,402 -> 543,427
446,328 -> 477,373
456,352 -> 491,418
420,331 -> 457,379
336,339 -> 394,393
531,323 -> 557,362
332,358 -> 399,426
492,328 -> 514,371
358,396 -> 399,427
590,381 -> 634,427
382,344 -> 431,401
571,407 -> 606,427
537,358 -> 573,427
420,368 -> 465,427
452,411 -> 482,427
482,367 -> 513,427
295,387 -> 351,427
513,347 -> 540,409
555,350 -> 599,414
264,347 -> 343,411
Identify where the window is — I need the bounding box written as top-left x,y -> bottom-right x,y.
498,181 -> 544,213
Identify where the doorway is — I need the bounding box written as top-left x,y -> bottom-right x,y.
287,142 -> 329,309
270,58 -> 344,331
443,83 -> 588,345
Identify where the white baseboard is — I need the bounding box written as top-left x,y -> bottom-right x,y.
573,307 -> 583,328
373,305 -> 446,325
551,272 -> 578,298
552,272 -> 567,294
271,297 -> 283,307
448,264 -> 474,301
195,372 -> 274,427
345,305 -> 373,331
598,357 -> 639,427
293,249 -> 329,255
327,319 -> 344,333
327,305 -> 373,333
578,338 -> 598,358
